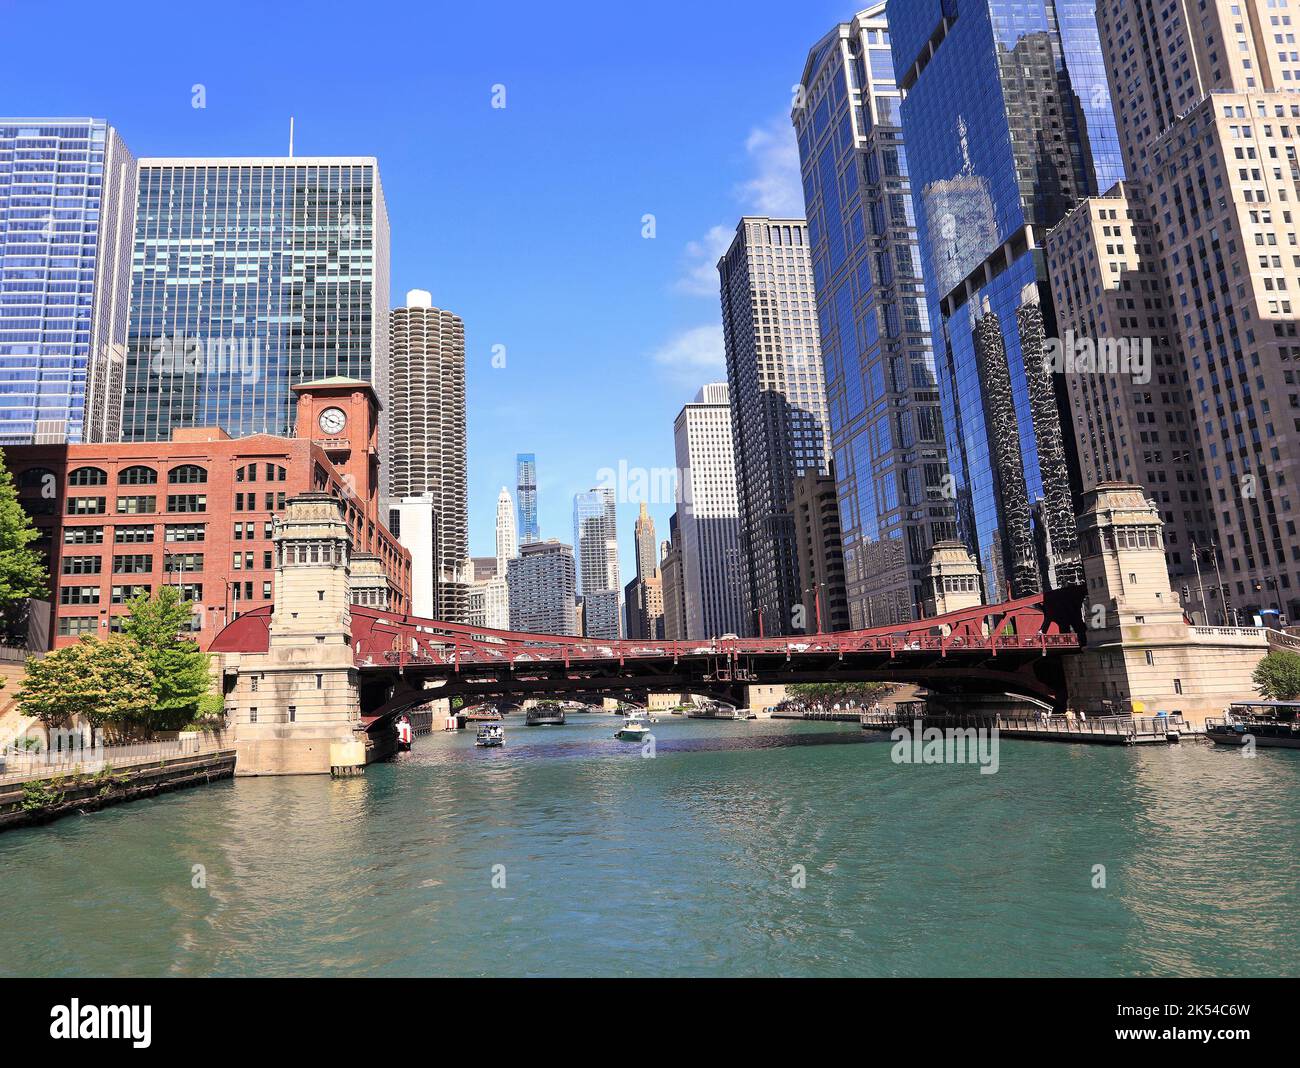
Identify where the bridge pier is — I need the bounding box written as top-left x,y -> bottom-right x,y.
1062,484 -> 1266,724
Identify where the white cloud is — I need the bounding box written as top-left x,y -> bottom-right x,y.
673,115 -> 807,298
674,224 -> 733,297
651,324 -> 726,388
735,116 -> 805,217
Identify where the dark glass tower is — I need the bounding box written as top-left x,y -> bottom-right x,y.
794,6 -> 958,629
121,157 -> 390,449
888,0 -> 1124,598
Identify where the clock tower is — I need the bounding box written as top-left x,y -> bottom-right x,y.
292,377 -> 383,505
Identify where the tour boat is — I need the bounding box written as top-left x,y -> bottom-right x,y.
395,716 -> 414,751
525,704 -> 566,726
475,724 -> 505,748
685,702 -> 743,720
1206,702 -> 1300,749
615,721 -> 650,742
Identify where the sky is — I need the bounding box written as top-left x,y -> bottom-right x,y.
0,0 -> 850,583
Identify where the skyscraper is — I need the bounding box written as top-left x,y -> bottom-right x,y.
888,0 -> 1124,598
660,517 -> 688,641
634,501 -> 657,583
794,9 -> 957,628
516,453 -> 539,544
719,219 -> 832,636
573,486 -> 621,639
674,383 -> 745,638
507,539 -> 577,635
1045,0 -> 1300,623
0,118 -> 137,445
624,502 -> 664,640
121,156 -> 390,454
495,486 -> 518,579
388,289 -> 468,622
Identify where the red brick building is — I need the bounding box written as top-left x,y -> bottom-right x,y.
2,378 -> 411,650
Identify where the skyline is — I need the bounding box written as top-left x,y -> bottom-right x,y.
0,0 -> 851,580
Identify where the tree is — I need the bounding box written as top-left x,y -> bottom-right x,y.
1252,650 -> 1300,700
0,451 -> 47,639
121,587 -> 212,730
18,637 -> 155,741
786,681 -> 896,706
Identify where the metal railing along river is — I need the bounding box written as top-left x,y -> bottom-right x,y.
0,733 -> 230,788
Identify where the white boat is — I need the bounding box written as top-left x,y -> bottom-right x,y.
623,709 -> 658,724
685,702 -> 743,720
615,721 -> 651,742
475,724 -> 504,747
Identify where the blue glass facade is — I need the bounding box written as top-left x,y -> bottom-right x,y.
121,158 -> 389,445
795,8 -> 957,628
516,452 -> 539,544
0,119 -> 136,444
888,0 -> 1124,596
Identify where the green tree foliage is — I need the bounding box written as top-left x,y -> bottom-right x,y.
121,587 -> 212,730
18,637 -> 155,741
1251,650 -> 1300,701
786,681 -> 895,706
0,451 -> 47,637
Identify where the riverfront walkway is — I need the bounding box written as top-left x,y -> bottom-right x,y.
860,710 -> 1189,745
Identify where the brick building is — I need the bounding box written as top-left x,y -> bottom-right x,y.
2,378 -> 410,650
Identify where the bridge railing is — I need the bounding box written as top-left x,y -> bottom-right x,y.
859,711 -> 1185,738
375,628 -> 1081,668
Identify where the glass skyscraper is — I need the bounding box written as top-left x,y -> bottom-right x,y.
121,157 -> 390,451
888,0 -> 1124,598
573,486 -> 621,638
719,218 -> 831,636
794,6 -> 957,629
0,118 -> 136,445
516,452 -> 539,544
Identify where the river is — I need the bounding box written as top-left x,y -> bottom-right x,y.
1,715 -> 1296,976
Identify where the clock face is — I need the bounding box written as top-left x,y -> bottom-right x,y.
318,407 -> 346,434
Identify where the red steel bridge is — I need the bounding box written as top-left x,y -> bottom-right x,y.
212,587 -> 1086,720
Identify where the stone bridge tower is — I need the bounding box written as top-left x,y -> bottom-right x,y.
223,493 -> 366,775
1064,483 -> 1265,722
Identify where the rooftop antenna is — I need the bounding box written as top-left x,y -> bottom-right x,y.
288,116 -> 294,158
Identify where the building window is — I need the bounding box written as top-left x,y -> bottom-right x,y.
59,586 -> 100,605
112,554 -> 153,575
67,497 -> 106,515
116,496 -> 157,515
167,494 -> 207,513
168,464 -> 207,484
111,584 -> 152,604
1145,650 -> 1155,666
57,616 -> 98,637
68,467 -> 107,487
1173,678 -> 1183,695
249,707 -> 258,724
114,525 -> 155,543
64,526 -> 104,545
165,524 -> 206,542
288,705 -> 296,723
118,466 -> 158,485
61,555 -> 102,575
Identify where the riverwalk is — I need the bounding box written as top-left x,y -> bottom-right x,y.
0,734 -> 235,831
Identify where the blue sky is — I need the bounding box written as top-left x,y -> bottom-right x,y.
0,0 -> 848,581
